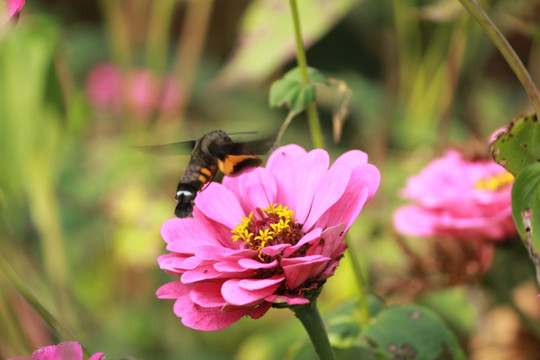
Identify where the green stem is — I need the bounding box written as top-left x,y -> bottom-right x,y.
288,0 -> 325,149
457,0 -> 540,116
275,110 -> 296,145
346,241 -> 370,326
145,0 -> 176,74
0,256 -> 74,341
291,300 -> 336,360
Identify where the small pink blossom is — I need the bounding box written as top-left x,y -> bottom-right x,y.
157,145 -> 380,330
393,149 -> 516,241
2,0 -> 24,23
8,341 -> 104,360
85,63 -> 184,116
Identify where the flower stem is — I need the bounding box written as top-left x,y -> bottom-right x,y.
275,110 -> 296,145
346,242 -> 371,326
456,0 -> 540,116
291,300 -> 336,360
288,0 -> 325,149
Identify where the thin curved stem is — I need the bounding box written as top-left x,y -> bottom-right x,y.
288,0 -> 325,149
457,0 -> 540,116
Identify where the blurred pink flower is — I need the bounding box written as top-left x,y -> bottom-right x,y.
2,0 -> 24,22
9,341 -> 104,360
85,63 -> 122,111
394,149 -> 516,241
7,0 -> 24,16
157,145 -> 380,330
85,63 -> 184,116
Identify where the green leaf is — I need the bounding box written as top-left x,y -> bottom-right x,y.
490,113 -> 540,176
269,79 -> 315,114
282,66 -> 329,84
510,163 -> 540,283
269,66 -> 328,114
361,305 -> 466,360
212,0 -> 359,88
325,295 -> 385,349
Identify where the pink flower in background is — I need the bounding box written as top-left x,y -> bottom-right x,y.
85,63 -> 184,116
7,0 -> 24,17
9,341 -> 104,360
157,145 -> 380,330
85,63 -> 122,111
393,149 -> 516,241
2,0 -> 24,22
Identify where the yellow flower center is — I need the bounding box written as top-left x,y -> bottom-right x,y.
474,172 -> 514,191
231,204 -> 304,254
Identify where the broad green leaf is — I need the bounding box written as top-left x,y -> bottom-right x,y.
269,67 -> 327,114
361,305 -> 466,360
269,79 -> 315,114
212,0 -> 359,88
490,113 -> 540,176
510,162 -> 540,283
511,162 -> 540,240
326,295 -> 385,349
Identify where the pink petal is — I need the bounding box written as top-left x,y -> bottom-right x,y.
194,245 -> 257,261
265,294 -> 310,305
237,258 -> 279,269
195,183 -> 245,230
213,261 -> 250,273
332,149 -> 369,169
88,354 -> 105,360
156,280 -> 187,299
306,223 -> 347,258
303,164 -> 351,231
321,164 -> 377,231
157,275 -> 272,331
190,282 -> 227,307
281,255 -> 331,289
160,217 -> 221,252
157,254 -> 202,273
288,149 -> 330,224
32,341 -> 82,360
266,145 -> 308,210
223,167 -> 277,212
7,0 -> 25,17
283,228 -> 322,257
261,243 -> 291,257
172,287 -> 244,331
222,277 -> 284,306
393,205 -> 447,237
237,277 -> 284,290
265,144 -> 307,173
181,263 -> 227,283
192,207 -> 239,249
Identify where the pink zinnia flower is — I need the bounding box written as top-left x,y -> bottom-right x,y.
9,341 -> 104,360
393,149 -> 516,241
157,145 -> 380,331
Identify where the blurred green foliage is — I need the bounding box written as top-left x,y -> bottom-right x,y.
1,0 -> 540,359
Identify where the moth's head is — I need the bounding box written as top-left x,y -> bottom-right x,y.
175,190 -> 195,217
